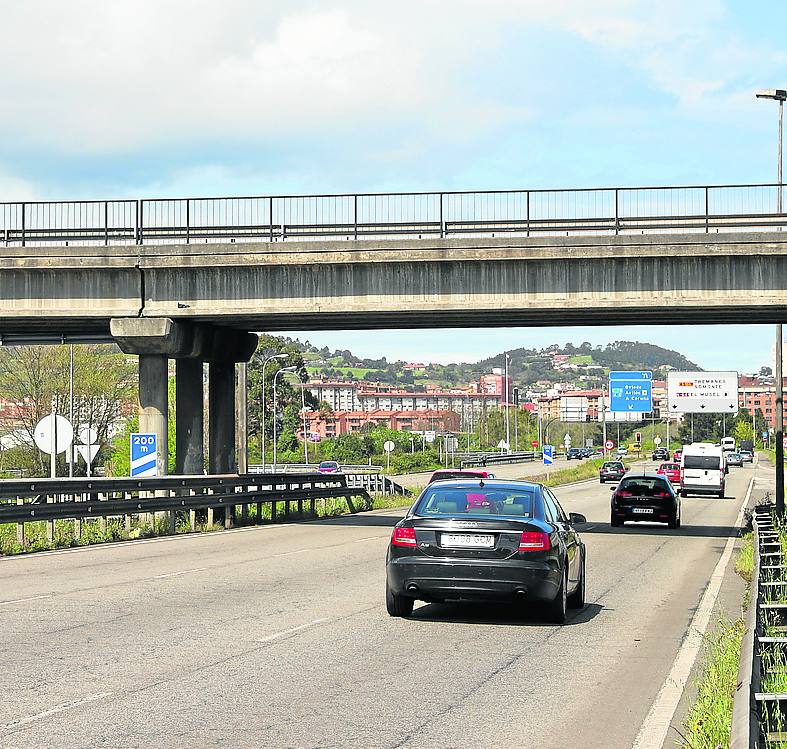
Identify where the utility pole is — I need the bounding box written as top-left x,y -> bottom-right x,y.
504,353 -> 511,453
757,87 -> 786,515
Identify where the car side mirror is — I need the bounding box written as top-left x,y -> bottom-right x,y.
569,513 -> 587,524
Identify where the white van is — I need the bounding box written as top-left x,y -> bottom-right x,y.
680,443 -> 726,498
720,437 -> 736,452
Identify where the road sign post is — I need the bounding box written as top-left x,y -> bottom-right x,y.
130,433 -> 158,477
543,445 -> 554,466
383,440 -> 395,472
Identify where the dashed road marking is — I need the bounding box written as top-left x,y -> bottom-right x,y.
153,567 -> 206,579
0,594 -> 52,607
256,618 -> 329,643
0,692 -> 113,732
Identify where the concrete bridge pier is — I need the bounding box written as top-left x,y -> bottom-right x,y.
111,318 -> 258,532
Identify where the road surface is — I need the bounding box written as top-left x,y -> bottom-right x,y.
0,461 -> 767,748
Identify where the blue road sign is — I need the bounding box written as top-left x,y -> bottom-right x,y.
543,445 -> 554,466
609,371 -> 653,413
130,433 -> 158,477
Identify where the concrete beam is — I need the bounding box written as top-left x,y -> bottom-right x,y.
111,318 -> 190,357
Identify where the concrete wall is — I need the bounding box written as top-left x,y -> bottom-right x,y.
2,232 -> 787,335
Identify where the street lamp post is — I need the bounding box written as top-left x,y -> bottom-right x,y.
260,353 -> 288,472
272,365 -> 297,472
504,353 -> 511,454
757,88 -> 786,516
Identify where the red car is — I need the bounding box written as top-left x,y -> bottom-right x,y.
657,462 -> 681,484
427,469 -> 496,508
427,469 -> 495,484
673,449 -> 683,463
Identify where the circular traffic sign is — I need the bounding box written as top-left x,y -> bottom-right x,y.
78,425 -> 98,445
604,439 -> 615,450
531,440 -> 539,448
383,440 -> 395,453
34,414 -> 74,455
654,437 -> 662,445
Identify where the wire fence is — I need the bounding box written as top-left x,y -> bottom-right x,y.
1,183 -> 784,247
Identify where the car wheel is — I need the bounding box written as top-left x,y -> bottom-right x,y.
610,514 -> 622,527
668,513 -> 678,529
386,581 -> 414,618
718,490 -> 725,499
545,567 -> 568,624
599,479 -> 605,484
567,551 -> 586,609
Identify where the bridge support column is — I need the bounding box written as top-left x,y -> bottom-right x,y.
176,358 -> 204,475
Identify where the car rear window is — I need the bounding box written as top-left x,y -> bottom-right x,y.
684,456 -> 721,470
318,461 -> 337,468
660,463 -> 680,471
602,462 -> 623,469
428,471 -> 484,483
619,478 -> 672,495
416,487 -> 537,517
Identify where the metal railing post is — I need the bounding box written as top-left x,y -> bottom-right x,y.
21,203 -> 25,247
354,194 -> 358,240
104,201 -> 109,246
269,197 -> 274,242
185,199 -> 190,244
526,191 -> 530,237
439,193 -> 446,238
705,187 -> 710,234
614,189 -> 619,235
135,200 -> 142,245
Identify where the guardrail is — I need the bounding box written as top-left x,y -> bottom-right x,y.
1,182 -> 785,247
731,501 -> 787,748
248,463 -> 383,474
461,451 -> 545,468
0,473 -> 373,548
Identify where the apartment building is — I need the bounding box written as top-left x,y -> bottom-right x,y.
303,409 -> 460,440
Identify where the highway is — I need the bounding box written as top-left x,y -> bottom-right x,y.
0,461 -> 769,749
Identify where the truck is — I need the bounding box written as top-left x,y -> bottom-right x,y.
720,437 -> 736,452
680,442 -> 726,498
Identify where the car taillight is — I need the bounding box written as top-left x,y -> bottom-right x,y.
519,531 -> 551,552
655,491 -> 671,498
616,490 -> 632,497
391,527 -> 417,547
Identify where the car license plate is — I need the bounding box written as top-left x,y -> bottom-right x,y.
441,533 -> 494,548
631,508 -> 653,514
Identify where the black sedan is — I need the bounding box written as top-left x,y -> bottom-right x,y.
651,447 -> 669,461
610,473 -> 681,529
385,480 -> 586,624
599,460 -> 626,484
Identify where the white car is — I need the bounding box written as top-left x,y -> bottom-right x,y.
616,447 -> 628,456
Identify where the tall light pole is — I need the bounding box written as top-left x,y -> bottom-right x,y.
504,353 -> 511,454
260,353 -> 288,472
272,365 -> 297,471
757,88 -> 786,516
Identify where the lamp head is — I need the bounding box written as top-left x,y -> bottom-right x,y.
756,89 -> 787,101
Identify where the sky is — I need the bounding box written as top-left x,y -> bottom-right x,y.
2,0 -> 786,373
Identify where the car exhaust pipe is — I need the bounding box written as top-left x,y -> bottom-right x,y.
515,588 -> 527,597
407,584 -> 419,593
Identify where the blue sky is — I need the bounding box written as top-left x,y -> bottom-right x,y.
1,0 -> 785,373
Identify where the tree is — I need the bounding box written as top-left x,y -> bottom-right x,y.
0,345 -> 136,476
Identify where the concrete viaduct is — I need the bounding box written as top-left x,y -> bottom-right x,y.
2,230 -> 787,475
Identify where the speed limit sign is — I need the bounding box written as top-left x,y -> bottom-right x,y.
604,440 -> 615,450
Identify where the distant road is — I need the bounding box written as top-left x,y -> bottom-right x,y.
0,460 -> 765,748
392,455 -> 569,489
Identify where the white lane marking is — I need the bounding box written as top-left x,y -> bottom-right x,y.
630,477 -> 753,749
0,594 -> 51,607
153,567 -> 206,579
354,536 -> 384,543
273,549 -> 309,557
0,692 -> 113,732
256,618 -> 329,643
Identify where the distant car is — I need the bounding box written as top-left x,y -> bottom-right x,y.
317,460 -> 340,473
428,469 -> 495,484
566,447 -> 583,460
673,449 -> 683,462
616,447 -> 628,457
610,473 -> 681,528
656,462 -> 681,484
651,447 -> 669,461
726,452 -> 744,467
385,479 -> 587,623
739,450 -> 754,464
580,447 -> 594,458
599,461 -> 626,484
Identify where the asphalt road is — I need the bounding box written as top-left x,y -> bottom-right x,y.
0,461 -> 768,749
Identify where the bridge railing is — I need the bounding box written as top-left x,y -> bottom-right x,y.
2,183 -> 784,247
